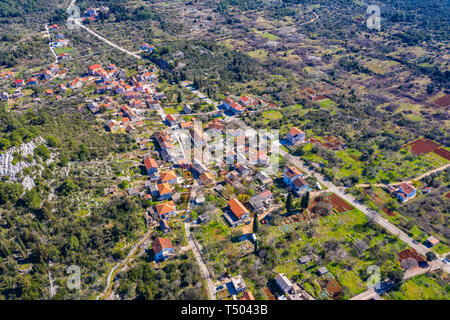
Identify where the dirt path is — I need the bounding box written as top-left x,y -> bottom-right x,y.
355,163 -> 450,188
96,229 -> 153,300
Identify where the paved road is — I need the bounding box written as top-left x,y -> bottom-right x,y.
68,0 -> 142,60
280,149 -> 432,257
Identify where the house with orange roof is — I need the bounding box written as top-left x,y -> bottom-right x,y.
155,201 -> 176,219
239,96 -> 252,106
225,198 -> 250,227
141,43 -> 155,52
121,105 -> 137,121
287,127 -> 305,145
105,120 -> 120,133
159,170 -> 177,184
229,101 -> 244,114
199,171 -> 215,186
27,77 -> 38,85
144,157 -> 158,175
292,177 -> 310,197
396,182 -> 416,202
165,114 -> 178,126
157,182 -> 172,200
283,166 -> 303,186
179,121 -> 193,129
207,118 -> 224,133
88,64 -> 102,75
153,237 -> 174,262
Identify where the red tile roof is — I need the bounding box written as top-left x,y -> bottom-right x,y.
144,157 -> 158,170
155,201 -> 175,216
288,127 -> 304,136
285,166 -> 302,179
228,198 -> 249,219
152,237 -> 173,254
88,64 -> 102,71
160,170 -> 177,182
400,182 -> 415,195
157,182 -> 171,195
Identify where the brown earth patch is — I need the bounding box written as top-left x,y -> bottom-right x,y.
328,193 -> 354,213
404,138 -> 441,155
433,148 -> 450,161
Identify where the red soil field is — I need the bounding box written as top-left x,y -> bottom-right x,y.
404,138 -> 441,155
382,208 -> 396,217
433,148 -> 450,161
328,193 -> 353,213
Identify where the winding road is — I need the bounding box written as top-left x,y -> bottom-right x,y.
96,229 -> 153,300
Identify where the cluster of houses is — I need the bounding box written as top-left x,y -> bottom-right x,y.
51,34 -> 70,48
83,6 -> 110,22
220,95 -> 277,115
283,165 -> 311,197
12,63 -> 66,89
1,64 -> 69,104
141,43 -> 155,53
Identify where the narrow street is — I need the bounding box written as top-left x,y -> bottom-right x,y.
184,182 -> 217,300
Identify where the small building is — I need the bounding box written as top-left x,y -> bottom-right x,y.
155,200 -> 176,219
160,170 -> 177,184
317,267 -> 328,276
225,198 -> 250,227
298,255 -> 312,265
275,273 -> 293,294
0,92 -> 9,101
160,219 -> 170,233
194,196 -> 206,206
198,214 -> 210,224
87,101 -> 100,114
183,104 -> 192,114
425,236 -> 439,247
249,190 -> 273,213
153,237 -> 174,262
396,182 -> 417,202
230,275 -> 246,294
144,157 -> 158,175
128,187 -> 139,196
287,127 -> 305,145
256,170 -> 272,185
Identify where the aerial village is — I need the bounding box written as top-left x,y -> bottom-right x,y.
0,14 -> 448,301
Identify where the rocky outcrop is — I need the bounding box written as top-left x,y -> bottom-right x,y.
0,137 -> 45,189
